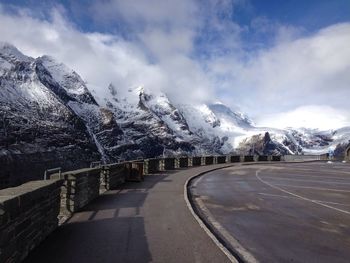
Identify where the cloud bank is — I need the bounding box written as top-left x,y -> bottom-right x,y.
0,1 -> 349,130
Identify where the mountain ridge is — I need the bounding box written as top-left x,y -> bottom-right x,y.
1,43 -> 349,187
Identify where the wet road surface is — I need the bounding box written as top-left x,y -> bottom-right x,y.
190,162 -> 350,263
25,164 -> 233,263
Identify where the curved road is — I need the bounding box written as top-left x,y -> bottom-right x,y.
25,164 -> 234,263
190,162 -> 350,263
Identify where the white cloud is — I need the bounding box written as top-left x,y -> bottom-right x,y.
207,22 -> 350,119
0,5 -> 215,104
256,105 -> 350,130
0,2 -> 349,131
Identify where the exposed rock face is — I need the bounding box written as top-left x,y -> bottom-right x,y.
1,43 -> 350,188
334,141 -> 350,158
0,44 -> 101,187
102,87 -> 196,160
237,132 -> 290,155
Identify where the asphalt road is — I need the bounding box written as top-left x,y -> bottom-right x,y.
25,164 -> 233,263
190,162 -> 350,263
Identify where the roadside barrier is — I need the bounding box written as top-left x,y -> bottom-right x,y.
2,153 -> 309,263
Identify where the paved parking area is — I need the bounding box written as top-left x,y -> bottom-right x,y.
25,165 -> 233,263
190,162 -> 350,263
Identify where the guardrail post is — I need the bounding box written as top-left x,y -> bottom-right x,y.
188,157 -> 193,167
157,158 -> 164,171
175,158 -> 180,168
240,155 -> 244,162
143,160 -> 149,175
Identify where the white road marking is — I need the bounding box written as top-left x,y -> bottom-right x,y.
256,171 -> 350,215
271,184 -> 350,193
262,173 -> 350,181
258,193 -> 350,206
260,176 -> 350,185
275,167 -> 350,175
258,193 -> 290,198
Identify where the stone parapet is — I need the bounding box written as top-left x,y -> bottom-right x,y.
145,159 -> 162,174
163,158 -> 176,170
230,155 -> 241,162
204,156 -> 214,165
100,163 -> 127,193
217,156 -> 227,164
178,157 -> 189,168
51,167 -> 101,217
192,157 -> 202,166
243,155 -> 254,162
126,162 -> 144,182
258,155 -> 268,161
0,179 -> 62,262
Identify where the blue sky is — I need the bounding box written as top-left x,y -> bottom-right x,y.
4,0 -> 349,42
0,0 -> 350,129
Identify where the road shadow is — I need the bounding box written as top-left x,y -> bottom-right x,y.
24,172 -> 176,263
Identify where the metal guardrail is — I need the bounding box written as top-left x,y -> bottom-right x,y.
43,167 -> 61,180
90,161 -> 102,168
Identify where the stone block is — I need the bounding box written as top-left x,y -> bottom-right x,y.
179,157 -> 189,168
258,155 -> 268,161
244,155 -> 254,162
204,156 -> 214,165
192,157 -> 202,166
229,155 -> 239,163
217,156 -> 227,164
164,158 -> 175,170
0,179 -> 62,263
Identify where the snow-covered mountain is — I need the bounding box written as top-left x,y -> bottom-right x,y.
1,43 -> 349,187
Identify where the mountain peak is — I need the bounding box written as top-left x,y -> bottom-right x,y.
36,55 -> 97,104
208,103 -> 254,128
0,42 -> 32,63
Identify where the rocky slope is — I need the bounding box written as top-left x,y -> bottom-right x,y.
1,43 -> 349,188
0,44 -> 102,187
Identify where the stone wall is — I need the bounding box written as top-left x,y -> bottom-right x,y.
146,159 -> 161,174
272,156 -> 281,161
192,157 -> 202,166
100,163 -> 127,193
258,155 -> 268,161
0,179 -> 62,262
204,156 -> 214,165
51,167 -> 101,217
244,155 -> 255,162
283,155 -> 320,162
164,158 -> 176,170
230,155 -> 241,162
126,162 -> 144,182
217,156 -> 227,164
178,157 -> 189,168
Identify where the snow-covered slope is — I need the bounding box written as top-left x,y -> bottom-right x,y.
0,43 -> 100,187
38,55 -> 97,104
1,43 -> 350,188
100,86 -> 196,159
